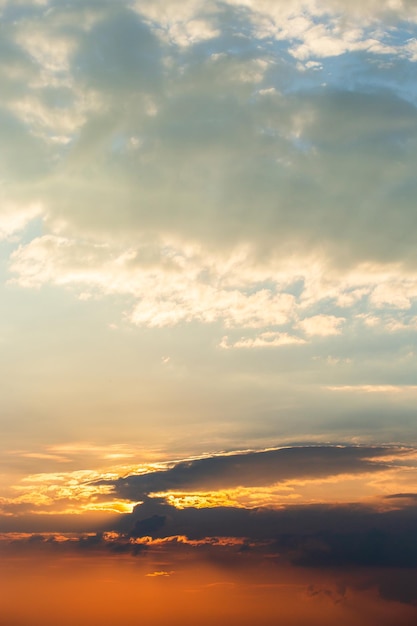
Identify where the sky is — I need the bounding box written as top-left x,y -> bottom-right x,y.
1,0 -> 417,624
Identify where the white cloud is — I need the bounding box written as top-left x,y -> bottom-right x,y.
371,282 -> 417,309
9,235 -> 297,329
220,331 -> 306,349
0,202 -> 42,241
162,19 -> 220,47
9,233 -> 417,343
299,315 -> 346,336
327,385 -> 417,394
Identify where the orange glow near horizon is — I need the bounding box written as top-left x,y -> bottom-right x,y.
1,550 -> 416,626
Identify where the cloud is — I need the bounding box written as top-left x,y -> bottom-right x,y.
100,445 -> 407,501
5,495 -> 417,560
8,233 -> 417,350
5,444 -> 413,532
220,331 -> 306,348
1,1 -> 416,250
0,202 -> 42,241
326,385 -> 417,394
299,315 -> 345,337
286,528 -> 417,569
0,0 -> 415,353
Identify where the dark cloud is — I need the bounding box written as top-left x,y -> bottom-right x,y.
131,513 -> 166,538
5,500 -> 417,567
0,530 -> 147,558
100,445 -> 405,500
284,528 -> 417,570
3,495 -> 417,609
368,569 -> 417,607
4,497 -> 417,607
116,496 -> 417,543
115,500 -> 417,606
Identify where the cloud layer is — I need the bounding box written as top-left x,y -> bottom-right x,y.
101,445 -> 403,499
1,0 -> 417,340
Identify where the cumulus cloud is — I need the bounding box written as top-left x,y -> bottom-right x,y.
8,233 -> 417,347
298,314 -> 346,337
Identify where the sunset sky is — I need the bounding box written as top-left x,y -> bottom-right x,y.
1,0 -> 417,624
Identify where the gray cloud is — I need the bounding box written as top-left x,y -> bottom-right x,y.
73,6 -> 163,94
101,445 -> 406,500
